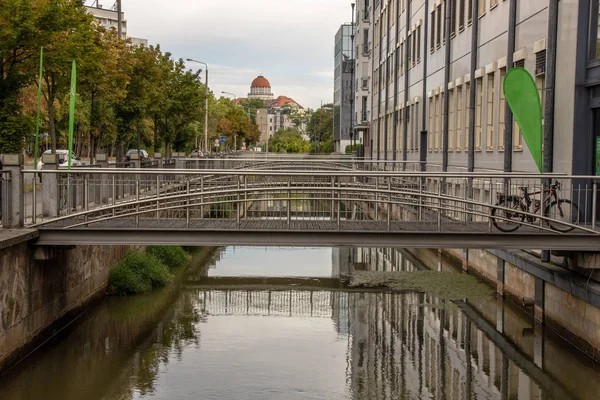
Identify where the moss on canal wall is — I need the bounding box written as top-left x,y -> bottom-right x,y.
107,246 -> 188,295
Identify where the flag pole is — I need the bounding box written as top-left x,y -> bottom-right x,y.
33,47 -> 44,170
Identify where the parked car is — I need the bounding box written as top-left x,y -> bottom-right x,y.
36,149 -> 82,169
189,149 -> 204,158
124,149 -> 149,162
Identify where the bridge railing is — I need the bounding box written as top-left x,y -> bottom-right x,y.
11,168 -> 599,235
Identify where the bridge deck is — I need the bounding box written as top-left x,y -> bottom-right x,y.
34,218 -> 600,250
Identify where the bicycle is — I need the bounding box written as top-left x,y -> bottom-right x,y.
491,181 -> 580,233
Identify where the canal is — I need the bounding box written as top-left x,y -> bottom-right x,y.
0,247 -> 599,399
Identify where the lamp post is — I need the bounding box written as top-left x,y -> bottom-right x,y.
186,59 -> 209,154
222,91 -> 238,151
350,3 -> 356,154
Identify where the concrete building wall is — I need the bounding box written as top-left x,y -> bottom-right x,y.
0,237 -> 135,373
368,0 -> 586,172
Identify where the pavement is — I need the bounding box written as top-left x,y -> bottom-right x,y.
0,228 -> 39,250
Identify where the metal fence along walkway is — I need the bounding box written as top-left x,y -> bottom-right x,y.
1,156 -> 599,249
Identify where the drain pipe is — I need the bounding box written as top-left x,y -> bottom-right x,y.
442,0 -> 452,172
541,0 -> 559,263
467,0 -> 479,175
543,0 -> 558,174
392,0 -> 401,161
467,0 -> 480,216
504,0 -> 517,171
420,0 -> 430,172
402,0 -> 411,167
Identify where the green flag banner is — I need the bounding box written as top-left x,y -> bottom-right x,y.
68,60 -> 77,170
503,67 -> 543,173
33,47 -> 44,170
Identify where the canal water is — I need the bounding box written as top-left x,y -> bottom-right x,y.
0,247 -> 599,400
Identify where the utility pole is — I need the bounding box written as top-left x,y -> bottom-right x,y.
186,59 -> 209,153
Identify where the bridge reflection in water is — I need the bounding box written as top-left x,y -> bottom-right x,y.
189,284 -> 595,399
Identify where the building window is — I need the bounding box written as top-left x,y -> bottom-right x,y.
407,33 -> 412,68
429,97 -> 434,152
416,26 -> 421,63
499,68 -> 506,150
456,86 -> 463,151
413,103 -> 419,152
407,106 -> 412,153
443,1 -> 447,44
451,0 -> 457,37
435,93 -> 442,151
465,82 -> 470,150
436,5 -> 442,48
475,78 -> 483,150
412,30 -> 417,66
536,50 -> 546,130
479,0 -> 485,16
398,109 -> 403,153
459,0 -> 466,31
490,0 -> 498,9
593,0 -> 600,59
430,10 -> 436,53
400,43 -> 404,75
514,59 -> 525,68
449,88 -> 455,151
467,0 -> 473,25
486,73 -> 495,151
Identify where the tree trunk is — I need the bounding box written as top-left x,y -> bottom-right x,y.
48,97 -> 56,154
153,114 -> 159,153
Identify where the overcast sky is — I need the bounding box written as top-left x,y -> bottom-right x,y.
90,0 -> 352,109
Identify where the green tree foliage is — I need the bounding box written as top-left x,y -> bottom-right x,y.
269,128 -> 310,153
238,98 -> 265,124
108,251 -> 173,295
0,0 -> 264,157
146,246 -> 187,269
307,104 -> 334,154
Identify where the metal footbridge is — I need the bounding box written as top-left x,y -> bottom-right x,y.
1,156 -> 599,249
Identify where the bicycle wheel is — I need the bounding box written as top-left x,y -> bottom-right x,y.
546,199 -> 580,232
491,197 -> 525,232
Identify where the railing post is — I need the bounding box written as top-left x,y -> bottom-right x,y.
236,177 -> 241,227
331,176 -> 335,222
437,179 -> 442,231
41,154 -> 59,218
287,177 -> 291,227
592,182 -> 597,231
135,177 -> 140,228
387,179 -> 391,231
1,155 -> 24,228
186,176 -> 190,228
201,176 -> 205,219
1,170 -> 10,227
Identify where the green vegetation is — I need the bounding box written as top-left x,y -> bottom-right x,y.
0,0 -> 262,157
269,128 -> 310,153
345,144 -> 364,155
307,104 -> 334,154
108,246 -> 192,295
350,270 -> 494,300
146,245 -> 187,269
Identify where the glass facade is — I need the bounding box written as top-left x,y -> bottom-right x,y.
334,24 -> 354,145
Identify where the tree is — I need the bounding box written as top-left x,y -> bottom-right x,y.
308,104 -> 334,154
269,128 -> 310,153
239,98 -> 265,124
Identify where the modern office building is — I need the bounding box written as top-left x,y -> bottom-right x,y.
354,0 -> 373,156
365,0 -> 600,176
86,3 -> 148,46
334,24 -> 355,153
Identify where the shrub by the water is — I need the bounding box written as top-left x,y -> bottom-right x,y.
108,251 -> 173,295
146,246 -> 187,269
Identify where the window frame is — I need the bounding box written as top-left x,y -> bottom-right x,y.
589,0 -> 600,61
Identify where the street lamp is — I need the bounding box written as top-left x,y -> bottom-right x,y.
221,91 -> 238,150
186,59 -> 209,154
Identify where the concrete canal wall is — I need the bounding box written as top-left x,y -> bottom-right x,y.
406,247 -> 600,362
0,231 -> 134,374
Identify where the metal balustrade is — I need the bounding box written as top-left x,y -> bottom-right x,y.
1,157 -> 598,248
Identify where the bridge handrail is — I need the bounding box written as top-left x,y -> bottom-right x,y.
20,168 -> 591,180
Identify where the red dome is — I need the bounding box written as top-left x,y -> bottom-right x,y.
251,75 -> 271,88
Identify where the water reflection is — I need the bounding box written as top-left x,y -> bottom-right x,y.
0,247 -> 599,400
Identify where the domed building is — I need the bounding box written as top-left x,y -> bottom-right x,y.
248,75 -> 274,100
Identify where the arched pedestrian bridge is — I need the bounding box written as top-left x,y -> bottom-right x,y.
3,157 -> 597,250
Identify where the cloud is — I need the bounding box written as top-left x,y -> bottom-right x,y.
87,0 -> 350,109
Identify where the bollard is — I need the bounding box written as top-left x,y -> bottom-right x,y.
42,154 -> 59,217
1,154 -> 24,228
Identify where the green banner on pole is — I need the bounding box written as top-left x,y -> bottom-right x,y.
67,60 -> 77,170
33,47 -> 44,170
503,67 -> 543,173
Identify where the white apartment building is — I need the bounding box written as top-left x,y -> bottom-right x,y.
86,4 -> 148,46
354,0 -> 373,155
367,0 -> 600,177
